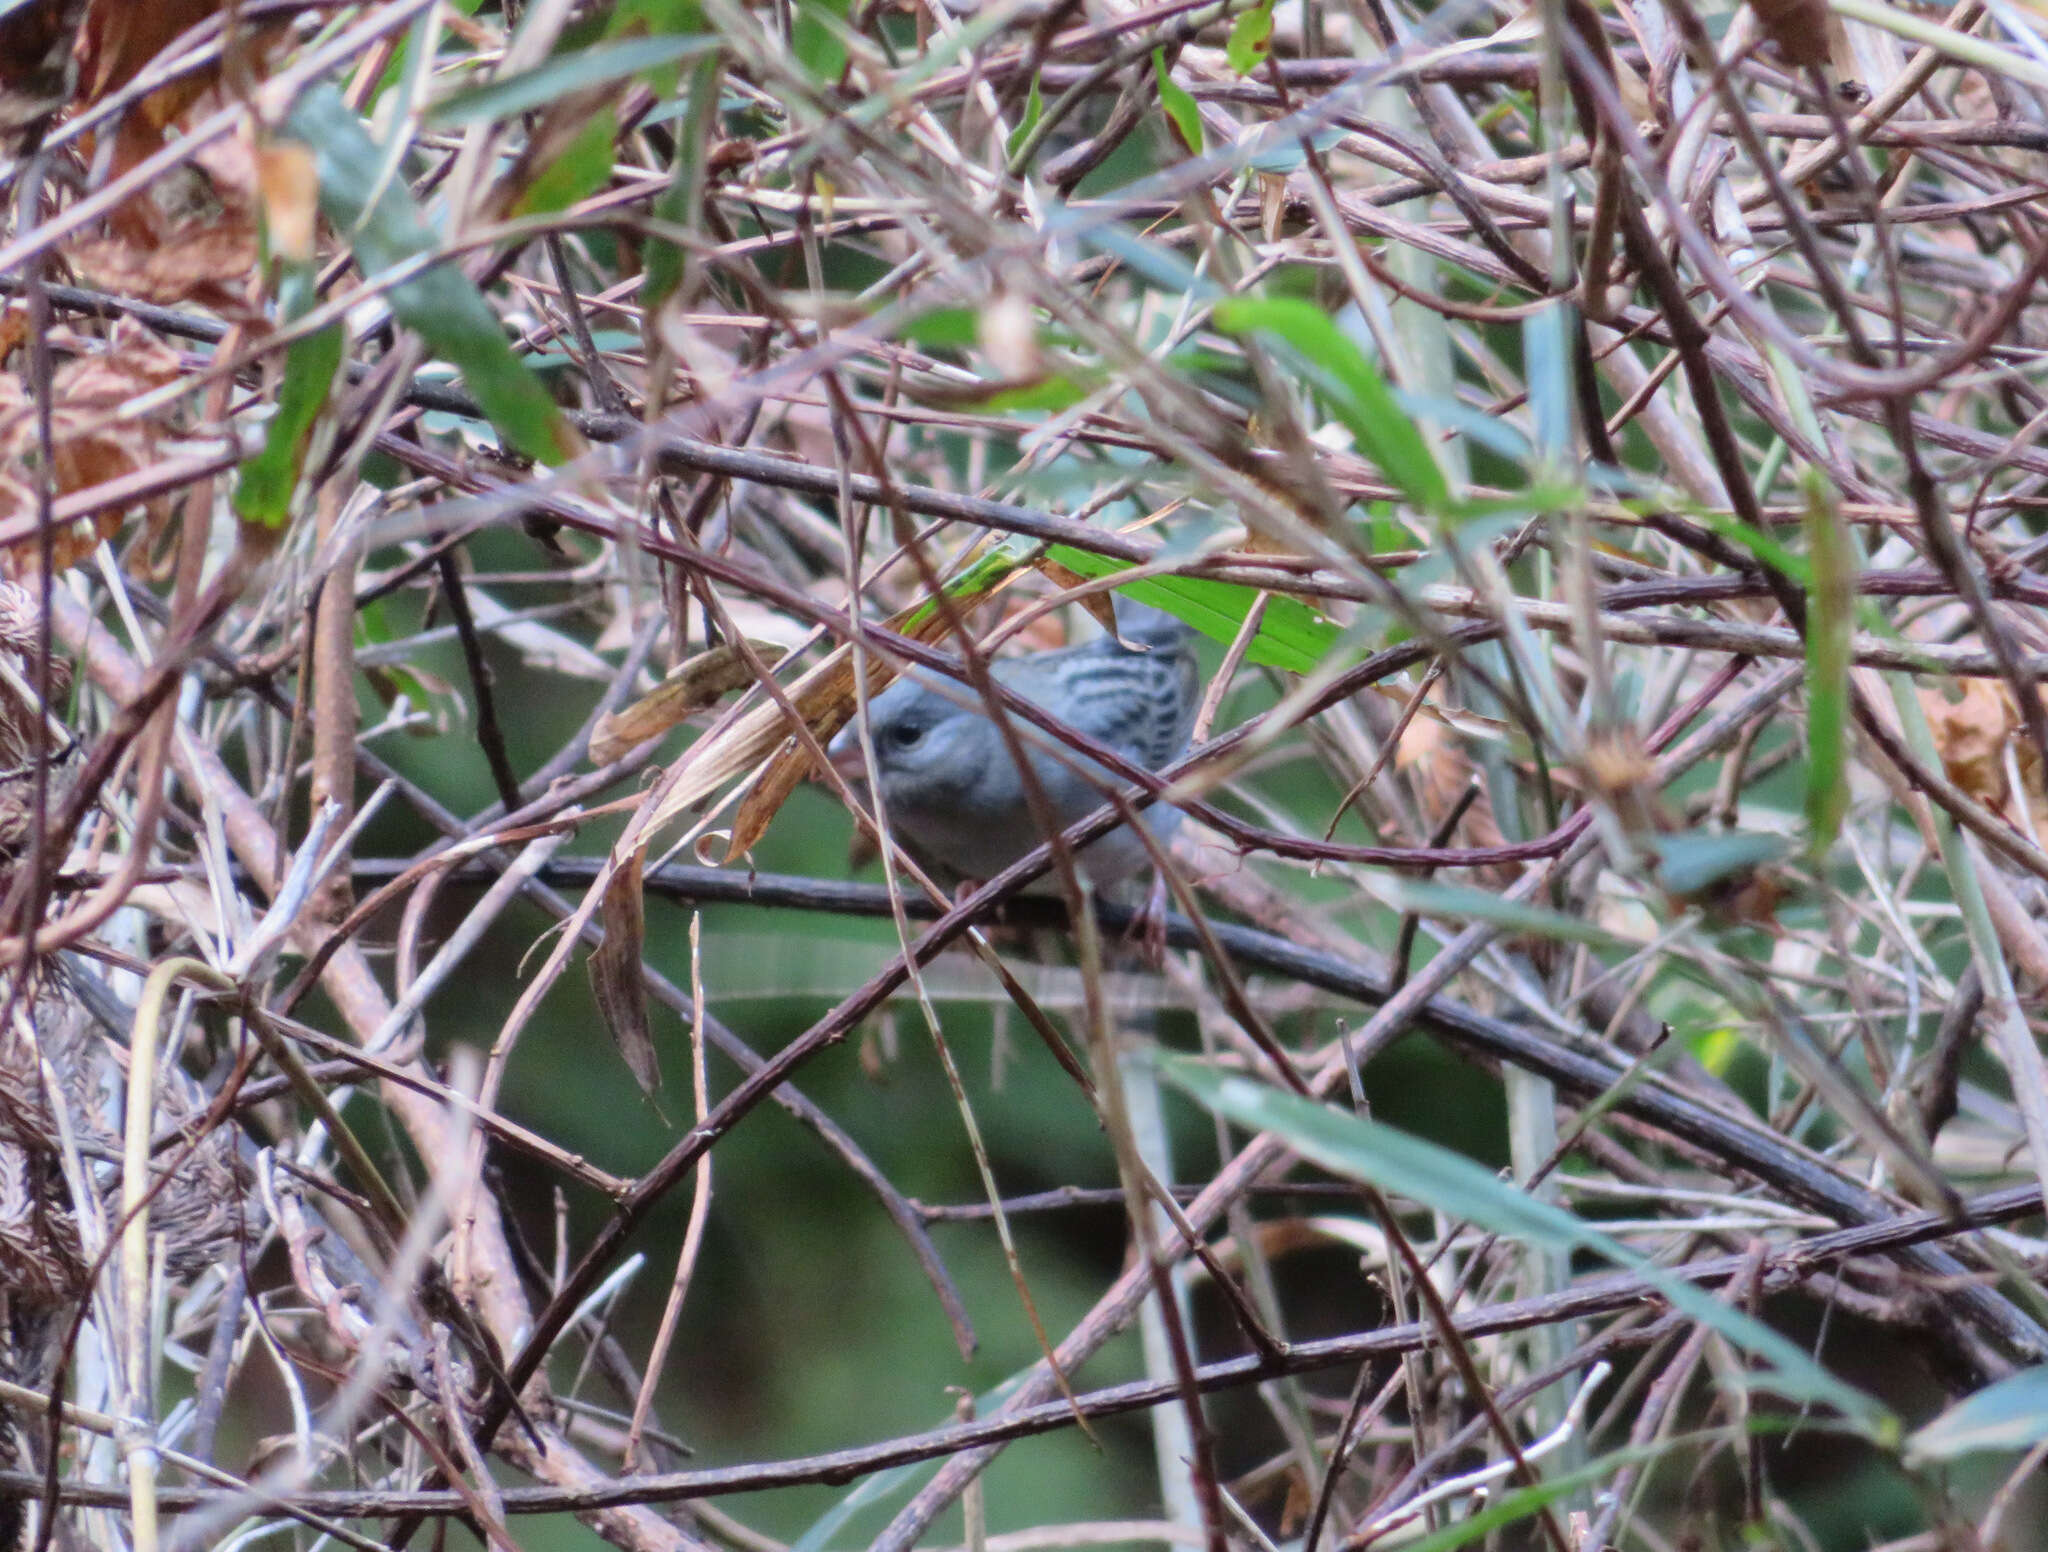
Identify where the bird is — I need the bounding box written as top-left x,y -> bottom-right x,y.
827,599 -> 1201,889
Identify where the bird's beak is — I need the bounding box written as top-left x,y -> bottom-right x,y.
826,726 -> 868,783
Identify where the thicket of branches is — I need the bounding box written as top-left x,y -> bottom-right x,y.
6,0 -> 2048,1548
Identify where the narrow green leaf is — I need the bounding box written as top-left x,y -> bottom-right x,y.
513,106 -> 617,216
1396,1429 -> 1811,1552
896,307 -> 979,349
980,375 -> 1093,413
641,53 -> 723,328
792,0 -> 852,82
426,34 -> 719,126
1802,469 -> 1853,853
1005,71 -> 1044,163
1521,302 -> 1574,462
233,262 -> 344,529
607,0 -> 709,95
1243,126 -> 1344,172
1212,294 -> 1451,517
1376,878 -> 1630,948
1044,546 -> 1339,671
1156,1056 -> 1892,1434
1685,503 -> 1812,584
1153,49 -> 1202,154
1907,1366 -> 2048,1462
1226,0 -> 1276,74
286,84 -> 577,466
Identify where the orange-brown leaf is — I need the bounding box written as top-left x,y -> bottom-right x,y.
67,221 -> 258,307
0,320 -> 186,576
1922,678 -> 2013,811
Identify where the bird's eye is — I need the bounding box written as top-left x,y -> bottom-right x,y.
887,723 -> 924,750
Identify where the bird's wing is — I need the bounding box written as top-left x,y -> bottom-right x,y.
995,634 -> 1199,770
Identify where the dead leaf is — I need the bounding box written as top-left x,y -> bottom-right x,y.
588,641 -> 783,766
0,319 -> 186,576
724,737 -> 810,860
589,851 -> 659,1092
68,220 -> 258,307
255,138 -> 318,263
1036,558 -> 1117,639
1922,678 -> 2013,812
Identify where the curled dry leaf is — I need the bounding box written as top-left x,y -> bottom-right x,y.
67,221 -> 259,308
0,320 -> 185,576
588,641 -> 787,766
1037,558 -> 1118,639
65,117 -> 264,307
589,851 -> 660,1093
1922,678 -> 2013,811
256,138 -> 318,263
1921,678 -> 2048,836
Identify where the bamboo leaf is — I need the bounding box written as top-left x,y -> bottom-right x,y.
426,34 -> 719,125
1153,49 -> 1202,154
232,263 -> 343,529
285,84 -> 579,466
1157,1056 -> 1892,1434
1212,294 -> 1451,517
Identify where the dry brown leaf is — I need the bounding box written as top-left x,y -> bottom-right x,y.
588,641 -> 784,766
67,220 -> 258,307
589,851 -> 658,1093
1036,558 -> 1117,639
1922,678 -> 2014,812
256,138 -> 318,263
723,737 -> 812,861
0,320 -> 186,576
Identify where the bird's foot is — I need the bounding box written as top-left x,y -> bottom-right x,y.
1122,872 -> 1173,969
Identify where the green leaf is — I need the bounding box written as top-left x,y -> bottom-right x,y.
607,0 -> 709,95
1375,878 -> 1630,948
1521,302 -> 1574,462
1043,546 -> 1339,671
1801,470 -> 1853,854
1212,295 -> 1451,517
232,262 -> 344,529
641,54 -> 724,328
426,34 -> 719,126
792,0 -> 852,83
1907,1366 -> 2048,1462
896,306 -> 978,349
1156,1056 -> 1893,1434
286,84 -> 576,466
1005,71 -> 1044,164
1394,1428 -> 1812,1552
1152,49 -> 1202,154
513,106 -> 617,216
980,375 -> 1093,413
1685,503 -> 1812,585
1226,0 -> 1276,74
1243,126 -> 1344,173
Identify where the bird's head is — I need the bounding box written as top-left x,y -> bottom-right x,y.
827,678 -> 1000,812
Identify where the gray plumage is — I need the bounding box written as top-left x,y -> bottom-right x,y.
830,601 -> 1200,886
